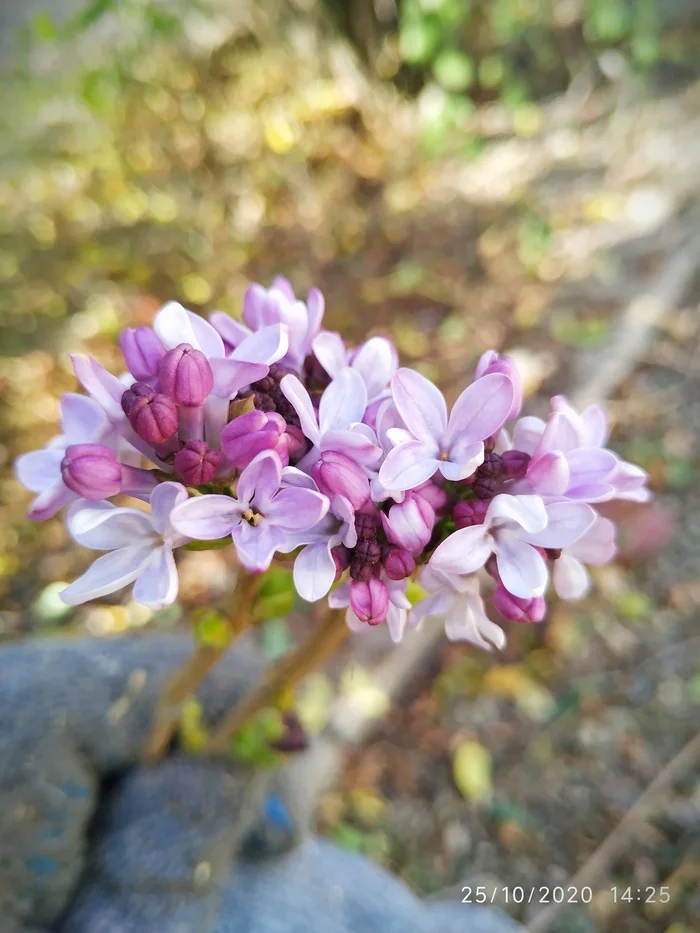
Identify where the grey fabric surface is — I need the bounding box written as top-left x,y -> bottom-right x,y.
0,634 -> 521,933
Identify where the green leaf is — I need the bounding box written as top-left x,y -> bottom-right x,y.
453,740 -> 492,803
194,610 -> 231,649
183,536 -> 232,552
231,708 -> 284,767
399,18 -> 441,65
179,699 -> 209,753
254,566 -> 297,620
31,12 -> 57,42
433,50 -> 474,92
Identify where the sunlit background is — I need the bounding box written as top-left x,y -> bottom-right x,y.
1,1 -> 699,930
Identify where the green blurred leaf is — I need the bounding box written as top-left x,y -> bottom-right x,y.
433,50 -> 474,92
231,708 -> 284,767
194,610 -> 231,649
254,566 -> 297,620
179,698 -> 209,753
399,18 -> 441,65
31,12 -> 57,42
453,739 -> 492,803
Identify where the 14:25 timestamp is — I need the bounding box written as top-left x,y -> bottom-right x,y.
611,886 -> 670,903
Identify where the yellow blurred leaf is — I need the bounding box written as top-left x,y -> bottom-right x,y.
296,672 -> 334,733
453,739 -> 492,804
483,665 -> 555,722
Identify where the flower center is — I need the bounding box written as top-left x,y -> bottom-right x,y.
242,508 -> 264,526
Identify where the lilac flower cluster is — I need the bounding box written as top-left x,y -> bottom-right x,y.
15,278 -> 649,649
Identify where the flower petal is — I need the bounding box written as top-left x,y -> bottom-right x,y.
581,404 -> 609,447
132,545 -> 179,609
391,368 -> 447,446
486,494 -> 548,534
210,358 -> 269,398
378,441 -> 439,492
169,494 -> 240,540
15,448 -> 63,493
319,429 -> 382,465
60,544 -> 154,605
154,301 -> 225,359
444,588 -> 506,651
231,324 -> 289,366
527,451 -> 570,497
280,375 -> 320,445
408,590 -> 450,627
512,416 -> 546,455
305,288 -> 325,339
238,451 -> 282,512
208,312 -> 251,350
71,355 -> 126,422
67,500 -> 156,550
61,393 -> 111,444
553,554 -> 590,599
319,368 -> 367,434
232,520 -> 282,573
495,535 -> 548,599
27,481 -> 77,521
266,487 -> 329,531
566,447 -> 618,487
568,515 -> 616,564
430,525 -> 492,576
446,373 -> 514,447
351,337 -> 398,400
149,482 -> 189,536
533,409 -> 583,458
312,331 -> 347,378
524,501 -> 596,548
293,540 -> 336,602
438,440 -> 484,481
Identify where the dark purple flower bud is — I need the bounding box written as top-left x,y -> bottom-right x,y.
221,410 -> 288,470
61,444 -> 122,499
122,383 -> 178,445
493,584 -> 546,624
477,451 -> 504,479
311,451 -> 370,511
158,343 -> 213,407
473,477 -> 498,500
331,545 -> 351,580
485,555 -> 499,580
270,713 -> 309,753
502,449 -> 531,480
119,326 -> 166,382
384,548 -> 415,581
349,559 -> 375,583
173,440 -> 222,486
284,425 -> 307,462
452,499 -> 489,529
484,436 -> 496,453
355,509 -> 380,541
414,480 -> 448,512
545,548 -> 562,561
355,538 -> 382,564
350,578 -> 389,626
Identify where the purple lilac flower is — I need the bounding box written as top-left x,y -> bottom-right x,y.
551,513 -> 617,599
312,332 -> 398,403
221,410 -> 291,470
311,450 -> 371,510
474,350 -> 523,421
378,368 -> 515,491
170,451 -> 328,573
410,567 -> 505,650
493,585 -> 547,624
380,492 -> 435,555
329,575 -> 412,643
119,326 -> 166,382
173,440 -> 222,486
60,483 -> 190,609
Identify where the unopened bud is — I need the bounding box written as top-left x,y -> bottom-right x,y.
174,440 -> 222,486
350,578 -> 389,626
122,383 -> 178,445
384,548 -> 415,581
158,343 -> 213,407
61,444 -> 122,499
452,499 -> 488,529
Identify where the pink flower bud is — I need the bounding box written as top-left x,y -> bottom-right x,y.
477,451 -> 504,479
493,584 -> 546,623
331,544 -> 351,580
414,481 -> 448,512
384,548 -> 415,581
61,444 -> 122,499
452,499 -> 488,529
119,326 -> 165,382
475,351 -> 522,420
158,343 -> 213,407
355,508 -> 380,540
221,410 -> 289,470
284,425 -> 307,462
473,477 -> 498,500
173,440 -> 222,486
381,493 -> 435,555
122,383 -> 178,445
502,449 -> 531,480
350,578 -> 389,626
312,451 -> 370,511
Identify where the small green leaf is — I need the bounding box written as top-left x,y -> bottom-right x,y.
180,699 -> 208,753
194,610 -> 231,649
31,12 -> 57,42
433,50 -> 474,92
231,708 -> 284,767
399,18 -> 441,65
254,566 -> 297,620
453,740 -> 492,803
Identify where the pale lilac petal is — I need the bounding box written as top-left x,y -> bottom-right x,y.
553,554 -> 590,599
61,393 -> 110,444
319,429 -> 382,465
386,427 -> 414,447
391,368 -> 447,446
438,440 -> 484,482
149,482 -> 189,536
280,375 -> 320,445
210,358 -> 269,399
305,288 -> 325,339
446,373 -> 514,447
187,310 -> 225,360
527,451 -> 570,496
67,500 -> 155,549
266,487 -> 329,531
486,494 -> 548,534
312,331 -> 347,378
375,399 -> 406,451
238,451 -> 282,511
281,466 -> 319,490
28,481 -> 77,521
385,603 -> 408,644
581,404 -> 609,447
474,350 -> 498,379
617,486 -> 652,503
566,448 -> 618,487
524,501 -> 596,548
60,544 -> 154,605
153,301 -> 200,351
512,416 -> 546,455
15,448 -> 63,493
533,410 -> 583,458
568,515 -> 616,564
231,324 -> 289,366
271,276 -> 296,301
430,525 -> 492,576
232,520 -> 282,573
209,312 -> 251,349
328,580 -> 351,610
495,535 -> 548,599
351,337 -> 398,400
132,545 -> 179,609
319,368 -> 367,434
169,494 -> 240,540
378,441 -> 440,492
71,355 -> 126,422
565,483 -> 616,503
445,588 -> 506,650
611,459 -> 649,494
293,540 -> 336,602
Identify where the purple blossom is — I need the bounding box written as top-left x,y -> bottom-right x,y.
430,494 -> 596,599
312,332 -> 398,403
60,483 -> 190,609
119,326 -> 166,382
60,443 -> 156,501
121,383 -> 179,446
349,577 -> 389,626
384,548 -> 415,580
493,584 -> 546,624
552,513 -> 616,599
170,451 -> 329,573
475,350 -> 523,421
173,440 -> 222,486
378,368 -> 515,491
311,450 -> 371,511
329,575 -> 412,643
157,343 -> 214,407
452,498 -> 489,529
380,492 -> 435,555
410,567 -> 505,650
221,410 -> 290,470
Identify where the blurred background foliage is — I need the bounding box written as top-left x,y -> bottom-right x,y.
1,2 -> 700,930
